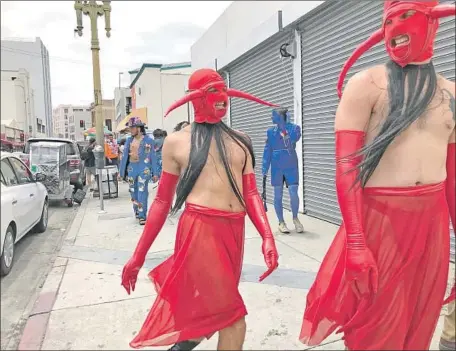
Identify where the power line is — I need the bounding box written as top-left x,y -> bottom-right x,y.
1,45 -> 129,71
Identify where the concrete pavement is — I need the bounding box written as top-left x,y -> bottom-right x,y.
0,205 -> 80,351
18,183 -> 455,350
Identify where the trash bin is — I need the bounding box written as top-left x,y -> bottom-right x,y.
93,166 -> 118,199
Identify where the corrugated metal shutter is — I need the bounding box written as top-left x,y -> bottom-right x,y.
219,71 -> 230,125
227,33 -> 295,209
300,0 -> 455,228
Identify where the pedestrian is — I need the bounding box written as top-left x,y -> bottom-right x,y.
440,293 -> 456,350
152,129 -> 165,179
118,138 -> 126,162
121,68 -> 279,351
300,2 -> 455,350
173,120 -> 190,132
262,107 -> 304,234
83,137 -> 96,192
105,134 -> 119,167
118,117 -> 158,225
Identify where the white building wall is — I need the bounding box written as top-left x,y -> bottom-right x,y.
133,66 -> 192,134
191,1 -> 324,70
1,37 -> 53,136
53,104 -> 91,141
134,67 -> 162,132
1,69 -> 37,136
114,87 -> 131,126
160,73 -> 191,133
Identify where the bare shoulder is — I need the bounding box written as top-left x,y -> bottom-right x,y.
440,76 -> 456,95
335,66 -> 383,131
344,65 -> 384,98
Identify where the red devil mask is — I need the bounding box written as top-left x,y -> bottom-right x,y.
164,68 -> 278,124
337,0 -> 455,98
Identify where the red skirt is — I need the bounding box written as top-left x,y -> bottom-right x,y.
130,203 -> 248,348
300,182 -> 451,350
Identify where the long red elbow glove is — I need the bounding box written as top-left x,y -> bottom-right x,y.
243,173 -> 279,282
444,143 -> 455,305
335,130 -> 378,298
121,171 -> 180,294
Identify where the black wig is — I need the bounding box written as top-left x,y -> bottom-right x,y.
353,60 -> 438,187
170,121 -> 254,215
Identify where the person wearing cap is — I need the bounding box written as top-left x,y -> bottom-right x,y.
119,117 -> 158,225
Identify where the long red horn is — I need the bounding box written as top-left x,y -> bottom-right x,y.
226,88 -> 278,107
430,4 -> 455,18
164,90 -> 204,117
337,28 -> 384,99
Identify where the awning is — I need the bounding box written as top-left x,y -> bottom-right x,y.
116,107 -> 148,132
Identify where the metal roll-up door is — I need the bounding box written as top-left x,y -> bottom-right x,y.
300,0 -> 455,227
219,71 -> 230,125
301,1 -> 385,223
228,33 -> 295,209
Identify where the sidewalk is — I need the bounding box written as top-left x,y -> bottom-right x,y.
19,182 -> 454,350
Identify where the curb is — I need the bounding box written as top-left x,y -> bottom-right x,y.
17,198 -> 90,351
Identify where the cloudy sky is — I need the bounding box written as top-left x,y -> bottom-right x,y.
1,1 -> 231,107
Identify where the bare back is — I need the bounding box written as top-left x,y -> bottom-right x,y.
162,124 -> 251,212
336,64 -> 456,188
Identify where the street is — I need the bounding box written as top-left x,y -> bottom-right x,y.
0,203 -> 80,351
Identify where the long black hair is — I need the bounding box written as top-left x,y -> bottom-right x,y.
170,121 -> 255,215
353,60 -> 438,187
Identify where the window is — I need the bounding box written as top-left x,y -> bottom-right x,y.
105,119 -> 112,131
66,143 -> 76,155
65,114 -> 68,120
64,108 -> 68,113
69,115 -> 74,123
8,158 -> 33,184
0,159 -> 19,186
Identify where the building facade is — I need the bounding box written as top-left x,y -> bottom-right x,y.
53,104 -> 92,141
191,0 -> 456,260
129,62 -> 193,134
114,87 -> 132,129
90,99 -> 116,133
1,37 -> 53,136
1,68 -> 43,138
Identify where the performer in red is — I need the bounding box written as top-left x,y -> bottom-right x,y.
300,1 -> 455,350
121,68 -> 280,350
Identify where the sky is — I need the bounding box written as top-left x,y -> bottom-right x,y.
1,1 -> 232,107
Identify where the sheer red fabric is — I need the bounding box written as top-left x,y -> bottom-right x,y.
130,203 -> 247,348
300,182 -> 451,350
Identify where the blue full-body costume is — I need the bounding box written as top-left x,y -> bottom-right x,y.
119,118 -> 157,222
262,108 -> 302,228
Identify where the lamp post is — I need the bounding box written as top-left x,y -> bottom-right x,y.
74,0 -> 111,211
118,72 -> 123,89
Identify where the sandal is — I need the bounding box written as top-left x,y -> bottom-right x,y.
168,341 -> 200,351
139,218 -> 146,225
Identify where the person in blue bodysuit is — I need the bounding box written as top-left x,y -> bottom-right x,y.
119,117 -> 158,225
152,129 -> 165,179
262,107 -> 304,234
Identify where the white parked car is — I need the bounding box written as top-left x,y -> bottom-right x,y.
0,152 -> 49,276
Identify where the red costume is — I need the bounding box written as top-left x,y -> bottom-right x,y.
301,1 -> 456,350
121,69 -> 279,348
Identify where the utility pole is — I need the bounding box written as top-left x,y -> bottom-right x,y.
74,0 -> 111,212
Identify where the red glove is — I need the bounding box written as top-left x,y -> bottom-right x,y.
444,143 -> 455,305
243,173 -> 279,281
121,171 -> 179,294
335,130 -> 378,298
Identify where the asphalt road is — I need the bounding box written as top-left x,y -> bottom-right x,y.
0,203 -> 79,350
